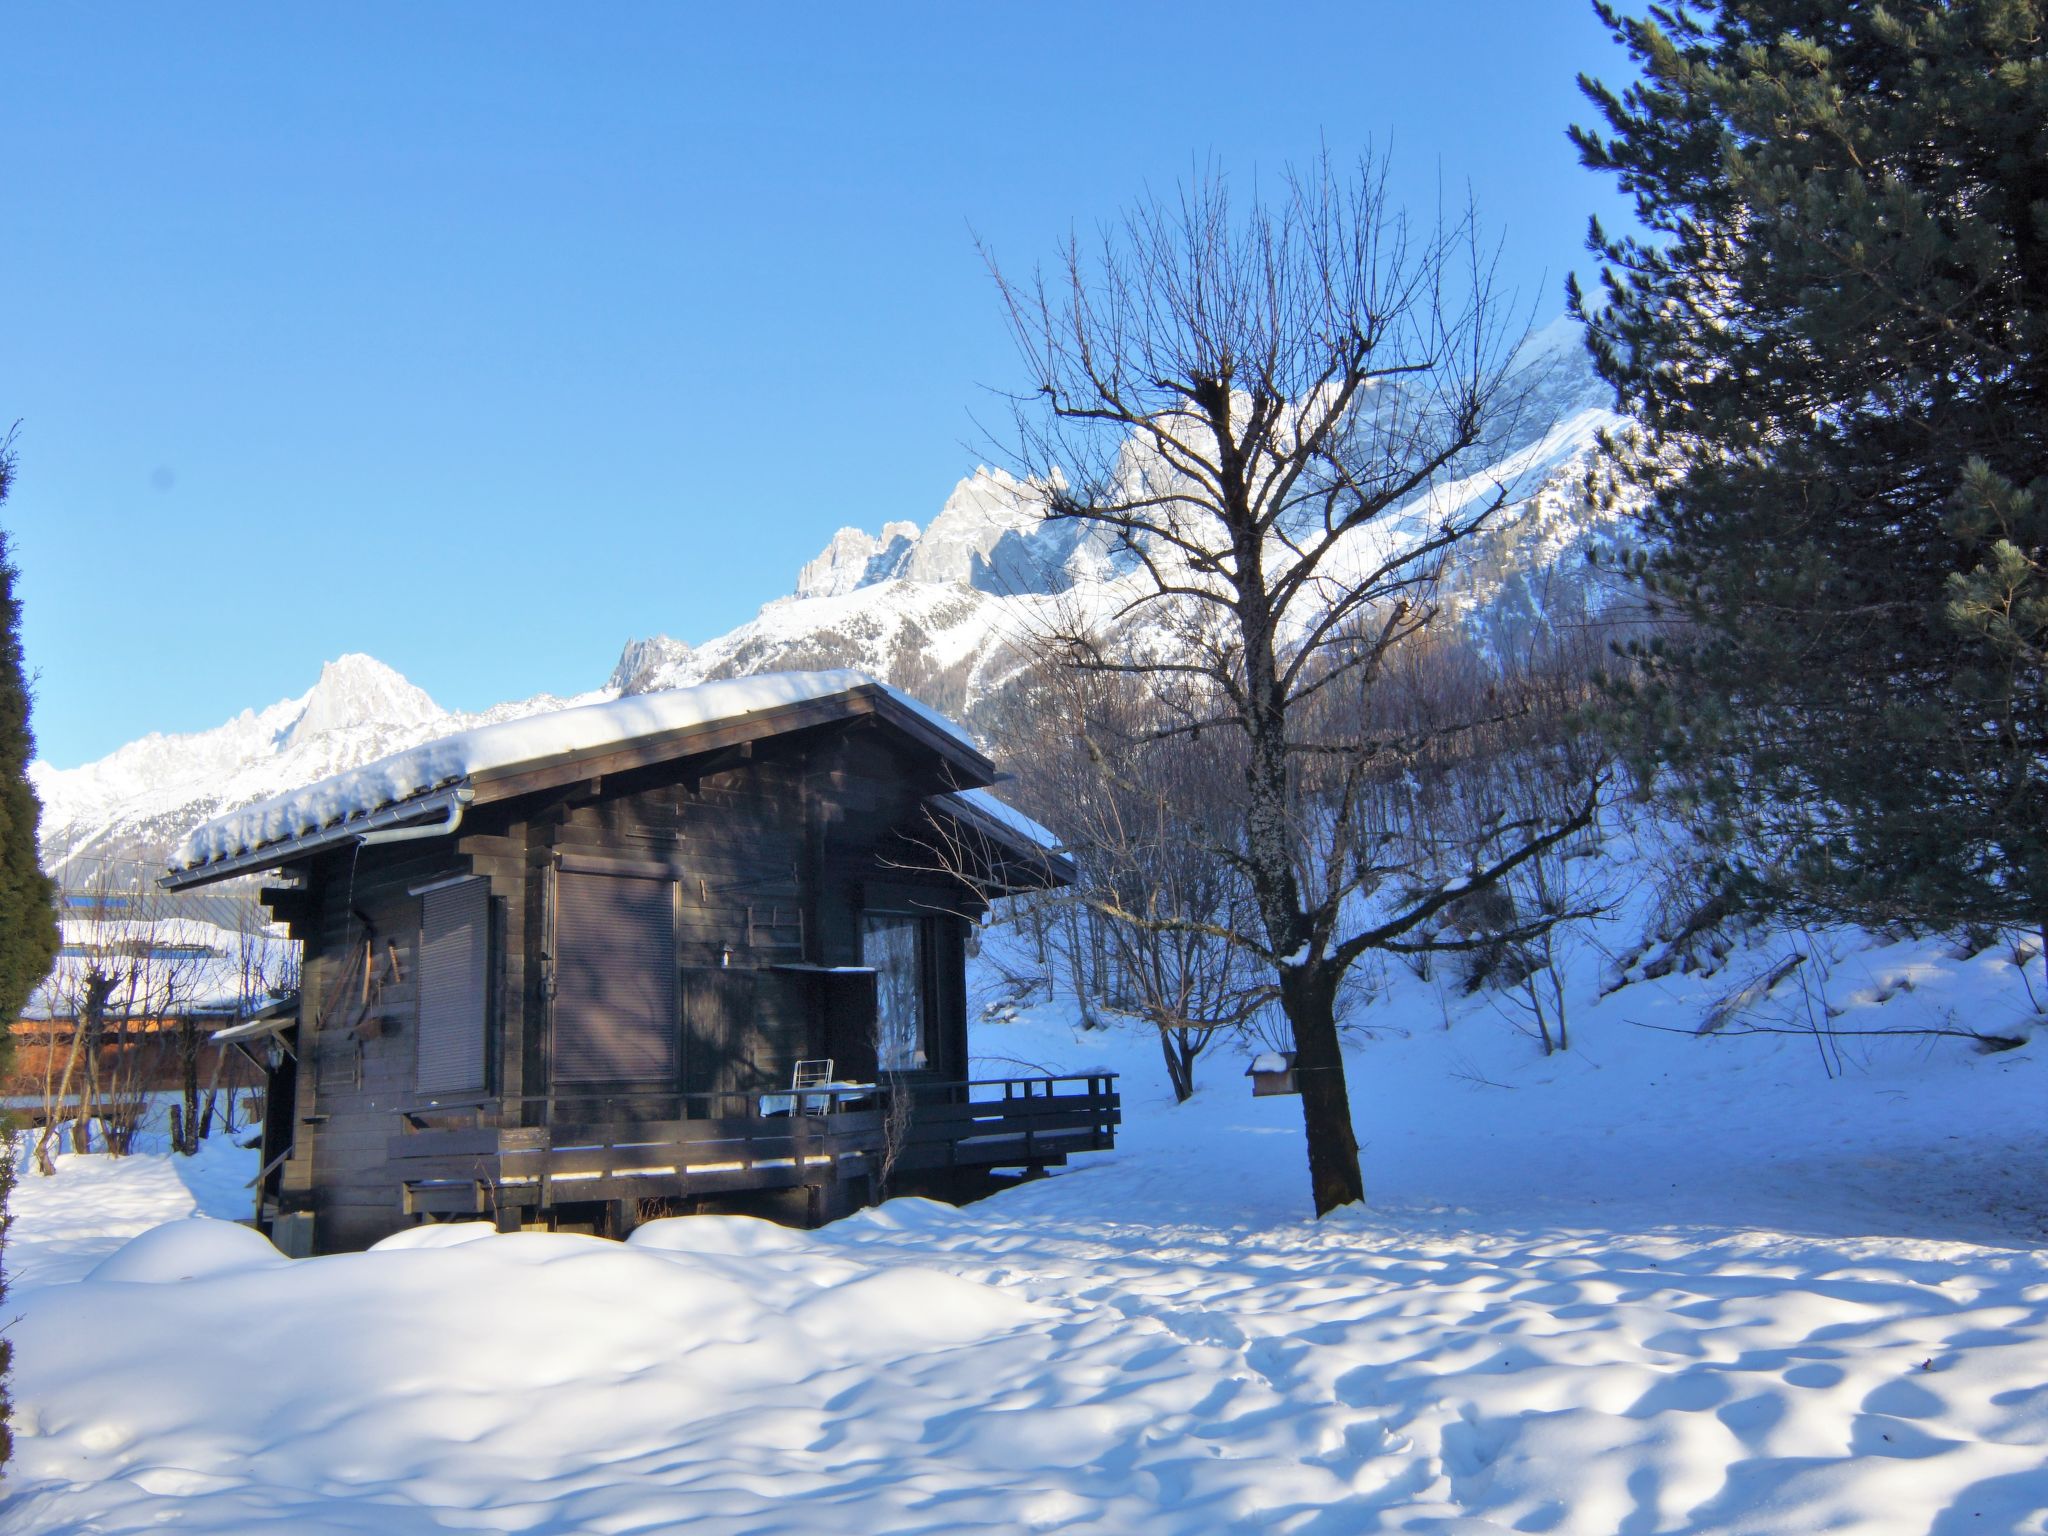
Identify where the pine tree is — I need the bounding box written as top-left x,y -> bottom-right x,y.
0,426 -> 60,1472
1573,2 -> 2048,940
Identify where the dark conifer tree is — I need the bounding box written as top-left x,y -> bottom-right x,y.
0,427 -> 60,1471
1573,2 -> 2048,941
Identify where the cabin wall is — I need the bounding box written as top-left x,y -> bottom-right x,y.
810,731 -> 975,1081
280,831 -> 529,1255
285,845 -> 431,1253
452,821 -> 534,1110
281,720 -> 988,1251
515,725 -> 979,1104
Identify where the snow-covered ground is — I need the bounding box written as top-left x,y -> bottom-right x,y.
5,921 -> 2045,1534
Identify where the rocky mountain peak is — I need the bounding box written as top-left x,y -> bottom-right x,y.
900,468 -> 1051,593
607,634 -> 695,696
795,523 -> 921,600
284,654 -> 441,745
793,467 -> 1082,603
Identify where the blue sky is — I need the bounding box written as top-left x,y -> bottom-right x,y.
4,3 -> 1638,768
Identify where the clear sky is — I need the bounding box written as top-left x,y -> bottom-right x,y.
4,3 -> 1639,768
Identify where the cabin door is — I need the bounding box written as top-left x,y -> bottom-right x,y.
681,969 -> 755,1105
681,969 -> 818,1105
552,867 -> 680,1087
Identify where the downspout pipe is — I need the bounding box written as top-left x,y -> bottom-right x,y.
357,787 -> 475,847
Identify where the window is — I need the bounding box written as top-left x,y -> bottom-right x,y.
553,868 -> 678,1083
417,879 -> 489,1095
862,913 -> 929,1072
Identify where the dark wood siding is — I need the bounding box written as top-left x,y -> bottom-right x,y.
553,866 -> 678,1083
752,970 -> 813,1082
820,970 -> 879,1081
678,969 -> 817,1097
681,969 -> 747,1097
284,843 -> 455,1253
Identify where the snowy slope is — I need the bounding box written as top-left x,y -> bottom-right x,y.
5,902 -> 2043,1534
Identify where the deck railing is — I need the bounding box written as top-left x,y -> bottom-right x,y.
388,1072 -> 1119,1216
895,1074 -> 1121,1173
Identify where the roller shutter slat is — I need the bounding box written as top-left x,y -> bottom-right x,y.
418,880 -> 488,1094
555,868 -> 678,1083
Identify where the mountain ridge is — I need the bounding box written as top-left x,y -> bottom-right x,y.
35,324 -> 1622,878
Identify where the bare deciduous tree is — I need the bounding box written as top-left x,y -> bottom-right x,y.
33,862 -> 228,1166
1004,662 -> 1276,1101
988,155 -> 1603,1213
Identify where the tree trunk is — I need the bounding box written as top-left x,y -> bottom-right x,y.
201,1034 -> 228,1139
34,1012 -> 88,1175
1527,978 -> 1556,1056
176,1018 -> 200,1156
71,972 -> 117,1155
1063,908 -> 1096,1027
73,1013 -> 98,1155
1283,963 -> 1364,1214
1159,1027 -> 1195,1103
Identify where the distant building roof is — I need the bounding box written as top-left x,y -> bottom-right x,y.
24,916 -> 295,1023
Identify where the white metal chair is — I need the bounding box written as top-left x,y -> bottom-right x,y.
792,1059 -> 835,1089
792,1058 -> 835,1115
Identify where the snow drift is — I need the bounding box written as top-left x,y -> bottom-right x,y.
6,914 -> 2045,1534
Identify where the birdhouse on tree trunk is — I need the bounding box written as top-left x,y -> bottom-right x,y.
1246,1051 -> 1299,1097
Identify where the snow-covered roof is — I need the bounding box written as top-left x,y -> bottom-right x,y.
927,786 -> 1073,887
165,671 -> 997,885
933,788 -> 1062,854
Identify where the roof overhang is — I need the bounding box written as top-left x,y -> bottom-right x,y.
210,991 -> 300,1045
164,683 -> 998,892
926,790 -> 1077,893
210,1012 -> 298,1046
164,786 -> 474,890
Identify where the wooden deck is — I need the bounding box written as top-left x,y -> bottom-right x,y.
388,1073 -> 1119,1219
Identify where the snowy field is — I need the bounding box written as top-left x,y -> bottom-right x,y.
4,922 -> 2046,1534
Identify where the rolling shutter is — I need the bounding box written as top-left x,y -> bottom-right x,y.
554,867 -> 678,1083
417,879 -> 489,1095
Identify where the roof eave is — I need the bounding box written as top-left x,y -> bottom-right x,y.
928,794 -> 1076,894
164,682 -> 999,893
161,786 -> 470,892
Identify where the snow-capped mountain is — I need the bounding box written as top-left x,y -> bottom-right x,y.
616,317 -> 1623,711
34,322 -> 1623,879
32,658 -> 600,877
794,468 -> 1112,601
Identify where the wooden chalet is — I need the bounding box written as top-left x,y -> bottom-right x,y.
164,671 -> 1118,1255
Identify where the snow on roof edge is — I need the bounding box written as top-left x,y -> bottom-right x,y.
937,786 -> 1064,856
169,670 -> 982,875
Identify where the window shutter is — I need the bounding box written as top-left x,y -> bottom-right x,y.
417,879 -> 489,1095
554,867 -> 678,1083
